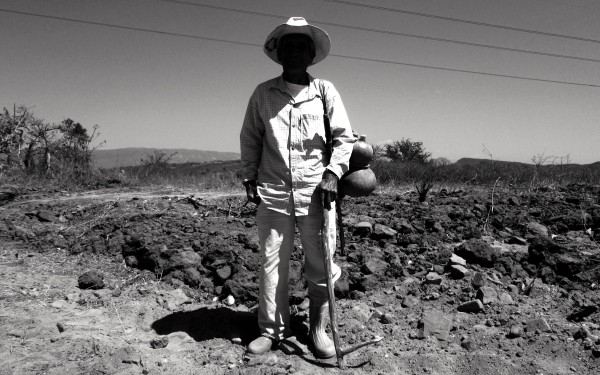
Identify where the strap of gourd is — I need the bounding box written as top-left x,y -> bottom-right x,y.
320,80 -> 346,255
319,80 -> 333,163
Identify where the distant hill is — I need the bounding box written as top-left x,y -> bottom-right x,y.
93,148 -> 240,168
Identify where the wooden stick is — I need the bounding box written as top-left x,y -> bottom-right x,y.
322,204 -> 346,369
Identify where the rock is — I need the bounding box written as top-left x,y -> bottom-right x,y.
371,223 -> 398,240
381,313 -> 396,324
527,222 -> 548,237
419,309 -> 452,340
507,324 -> 523,338
222,271 -> 259,304
455,239 -> 498,267
36,210 -> 55,222
449,254 -> 467,267
449,265 -> 469,279
460,337 -> 475,351
115,346 -> 142,365
168,250 -> 202,270
161,288 -> 190,308
425,272 -> 443,285
150,336 -> 169,349
498,292 -> 514,305
526,317 -> 552,333
575,266 -> 600,283
457,300 -> 484,313
471,272 -> 487,289
362,258 -> 389,276
402,295 -> 420,308
507,236 -> 527,245
567,305 -> 598,322
353,222 -> 373,236
215,265 -> 232,282
555,254 -> 585,277
223,295 -> 235,306
78,270 -> 105,290
476,286 -> 498,304
56,322 -> 66,333
507,284 -> 519,294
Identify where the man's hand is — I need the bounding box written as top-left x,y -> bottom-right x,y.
318,170 -> 338,210
243,179 -> 260,205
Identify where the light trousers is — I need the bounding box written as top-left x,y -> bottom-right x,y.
256,202 -> 340,340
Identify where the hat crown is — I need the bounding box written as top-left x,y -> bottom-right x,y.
264,17 -> 331,66
286,17 -> 309,27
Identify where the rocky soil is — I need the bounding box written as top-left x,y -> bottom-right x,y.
1,183 -> 600,375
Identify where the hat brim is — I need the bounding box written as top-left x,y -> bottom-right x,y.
264,23 -> 331,66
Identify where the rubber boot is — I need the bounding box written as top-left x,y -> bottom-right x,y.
309,297 -> 336,359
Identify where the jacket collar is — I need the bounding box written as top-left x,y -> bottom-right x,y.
270,74 -> 322,103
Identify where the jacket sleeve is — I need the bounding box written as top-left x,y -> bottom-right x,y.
322,81 -> 355,179
240,88 -> 264,181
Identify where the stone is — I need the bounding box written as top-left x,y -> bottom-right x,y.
527,222 -> 548,237
567,305 -> 598,322
150,336 -> 169,349
56,322 -> 66,333
526,317 -> 552,333
460,337 -> 475,351
507,324 -> 523,338
371,223 -> 398,240
476,286 -> 499,305
507,236 -> 527,245
449,254 -> 467,267
381,313 -> 396,324
168,250 -> 202,270
353,222 -> 373,236
78,270 -> 105,290
457,300 -> 484,313
362,258 -> 389,276
498,292 -> 514,305
455,239 -> 498,267
449,265 -> 469,279
37,210 -> 55,222
425,272 -> 443,285
402,295 -> 420,308
471,272 -> 487,289
215,265 -> 232,282
419,309 -> 452,340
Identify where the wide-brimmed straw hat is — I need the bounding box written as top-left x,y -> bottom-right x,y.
264,17 -> 331,66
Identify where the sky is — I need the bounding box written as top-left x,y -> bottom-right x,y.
1,0 -> 599,164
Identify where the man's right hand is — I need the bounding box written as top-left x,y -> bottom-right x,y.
243,179 -> 261,205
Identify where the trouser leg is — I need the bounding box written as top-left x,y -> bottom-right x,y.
298,203 -> 338,359
256,204 -> 294,340
299,201 -> 340,291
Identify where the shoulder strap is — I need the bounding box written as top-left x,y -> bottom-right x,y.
319,80 -> 333,161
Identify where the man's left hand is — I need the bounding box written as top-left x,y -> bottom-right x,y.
319,171 -> 338,210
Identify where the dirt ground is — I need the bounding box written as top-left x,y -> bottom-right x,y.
1,184 -> 599,375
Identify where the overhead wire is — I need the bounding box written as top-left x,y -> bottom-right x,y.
323,0 -> 600,44
1,7 -> 599,88
161,0 -> 600,63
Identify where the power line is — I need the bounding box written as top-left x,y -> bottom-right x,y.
0,8 -> 262,48
329,53 -> 600,88
161,0 -> 600,63
324,0 -> 600,45
2,8 -> 599,88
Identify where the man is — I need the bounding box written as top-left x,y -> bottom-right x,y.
240,17 -> 355,358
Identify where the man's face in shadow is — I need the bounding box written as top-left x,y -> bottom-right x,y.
277,34 -> 315,76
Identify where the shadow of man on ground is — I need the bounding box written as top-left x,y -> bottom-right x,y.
151,306 -> 260,345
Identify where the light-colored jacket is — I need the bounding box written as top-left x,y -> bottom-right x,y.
240,75 -> 355,216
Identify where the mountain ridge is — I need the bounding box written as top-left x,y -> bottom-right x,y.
93,147 -> 240,168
